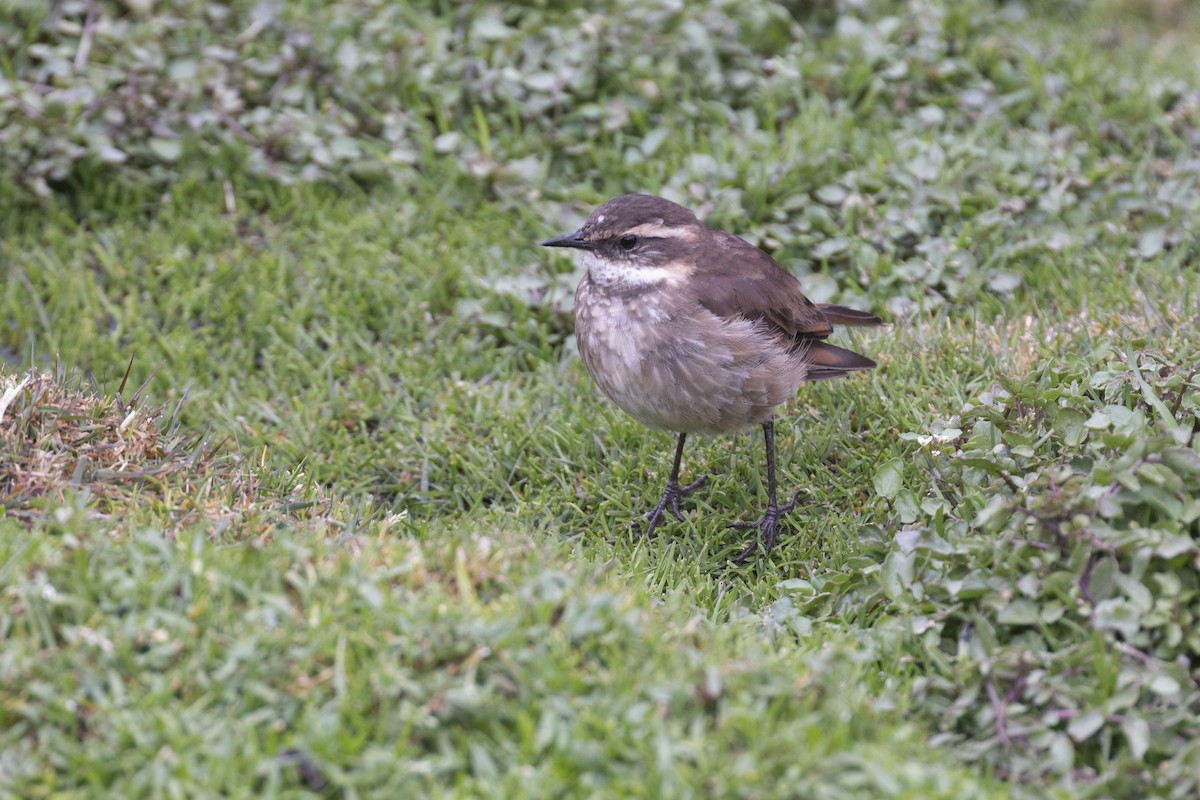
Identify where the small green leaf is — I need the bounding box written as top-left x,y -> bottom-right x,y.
776,578 -> 814,595
1147,674 -> 1181,697
873,459 -> 904,500
1040,601 -> 1065,624
814,184 -> 847,205
997,598 -> 1039,626
1162,447 -> 1200,476
986,270 -> 1021,293
1067,708 -> 1106,743
880,549 -> 914,600
894,489 -> 919,524
812,237 -> 850,260
1137,228 -> 1165,259
1054,407 -> 1087,446
973,495 -> 1010,532
1048,733 -> 1074,773
1093,598 -> 1140,639
149,137 -> 182,162
1122,715 -> 1150,760
1155,534 -> 1194,559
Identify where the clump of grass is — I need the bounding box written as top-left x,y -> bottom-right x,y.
0,367 -> 330,535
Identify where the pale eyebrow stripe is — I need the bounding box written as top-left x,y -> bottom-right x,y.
626,223 -> 696,240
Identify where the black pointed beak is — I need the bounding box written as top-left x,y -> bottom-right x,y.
540,230 -> 593,250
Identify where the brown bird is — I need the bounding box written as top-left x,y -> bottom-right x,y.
542,193 -> 883,562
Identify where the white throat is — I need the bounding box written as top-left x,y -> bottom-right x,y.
582,251 -> 677,289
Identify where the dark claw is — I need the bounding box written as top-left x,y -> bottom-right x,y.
731,488 -> 803,564
644,473 -> 710,536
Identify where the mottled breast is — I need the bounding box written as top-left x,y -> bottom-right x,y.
574,273 -> 811,435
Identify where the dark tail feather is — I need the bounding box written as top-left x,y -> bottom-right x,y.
818,304 -> 885,328
804,341 -> 877,380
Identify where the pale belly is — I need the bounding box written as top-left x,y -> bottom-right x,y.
575,286 -> 808,435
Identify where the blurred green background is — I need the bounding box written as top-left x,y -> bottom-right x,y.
2,0 -> 1200,797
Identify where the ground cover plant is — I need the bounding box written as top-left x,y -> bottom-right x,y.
2,0 -> 1200,796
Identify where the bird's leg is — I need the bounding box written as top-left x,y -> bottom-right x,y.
644,432 -> 709,536
733,419 -> 803,563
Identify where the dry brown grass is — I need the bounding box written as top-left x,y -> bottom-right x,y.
0,370 -> 321,534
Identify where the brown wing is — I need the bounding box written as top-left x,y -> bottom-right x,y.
692,232 -> 885,379
817,304 -> 884,328
805,341 -> 878,378
808,303 -> 884,376
693,231 -> 836,339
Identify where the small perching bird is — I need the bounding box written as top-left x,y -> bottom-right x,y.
543,193 -> 883,562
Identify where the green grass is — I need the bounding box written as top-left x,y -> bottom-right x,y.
2,0 -> 1200,796
2,520 -> 1003,798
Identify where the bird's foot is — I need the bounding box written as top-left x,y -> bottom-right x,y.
731,489 -> 803,564
643,474 -> 710,536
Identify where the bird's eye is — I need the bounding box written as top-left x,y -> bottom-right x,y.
618,235 -> 638,251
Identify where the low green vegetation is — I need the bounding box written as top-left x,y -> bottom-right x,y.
2,0 -> 1199,797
